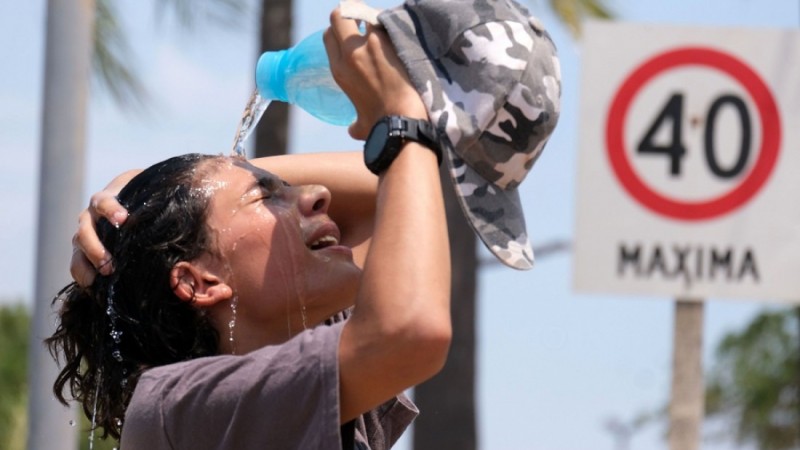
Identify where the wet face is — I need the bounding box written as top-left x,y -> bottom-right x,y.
196,157 -> 361,338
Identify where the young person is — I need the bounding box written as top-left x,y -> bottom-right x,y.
50,9 -> 450,449
56,0 -> 561,446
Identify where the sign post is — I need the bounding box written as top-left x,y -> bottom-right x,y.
668,300 -> 704,450
575,21 -> 800,449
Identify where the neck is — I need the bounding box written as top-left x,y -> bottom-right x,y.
216,307 -> 346,354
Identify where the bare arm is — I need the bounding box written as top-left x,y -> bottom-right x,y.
324,10 -> 452,423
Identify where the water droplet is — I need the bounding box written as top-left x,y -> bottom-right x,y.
69,419 -> 76,427
112,350 -> 123,362
228,296 -> 238,353
115,418 -> 123,427
110,329 -> 123,343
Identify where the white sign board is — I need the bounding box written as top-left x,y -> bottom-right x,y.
573,21 -> 800,302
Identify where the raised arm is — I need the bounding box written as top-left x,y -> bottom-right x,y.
323,10 -> 452,423
71,152 -> 377,285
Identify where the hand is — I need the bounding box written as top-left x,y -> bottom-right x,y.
70,169 -> 140,287
323,8 -> 428,140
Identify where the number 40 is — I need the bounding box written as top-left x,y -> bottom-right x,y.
637,92 -> 752,179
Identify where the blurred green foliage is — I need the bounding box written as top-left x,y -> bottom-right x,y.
0,303 -> 119,450
0,303 -> 30,450
706,308 -> 800,450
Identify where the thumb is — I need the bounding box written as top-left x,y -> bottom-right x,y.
348,119 -> 370,141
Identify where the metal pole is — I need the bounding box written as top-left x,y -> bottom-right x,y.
27,0 -> 95,449
667,299 -> 705,450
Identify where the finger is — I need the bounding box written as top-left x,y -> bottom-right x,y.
70,249 -> 97,288
89,191 -> 129,227
329,7 -> 362,44
348,120 -> 370,141
75,210 -> 114,275
364,22 -> 386,40
322,28 -> 341,65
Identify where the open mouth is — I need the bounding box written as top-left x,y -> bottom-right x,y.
306,220 -> 343,252
309,235 -> 340,250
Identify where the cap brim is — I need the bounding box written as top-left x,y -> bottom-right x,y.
445,146 -> 534,270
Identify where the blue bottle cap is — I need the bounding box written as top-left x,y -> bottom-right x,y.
256,50 -> 288,101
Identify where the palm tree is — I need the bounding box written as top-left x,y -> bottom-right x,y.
29,2 -> 94,449
254,0 -> 292,158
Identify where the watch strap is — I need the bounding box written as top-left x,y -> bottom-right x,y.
386,116 -> 442,162
364,116 -> 443,175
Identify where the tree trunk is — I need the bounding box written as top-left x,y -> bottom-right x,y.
28,1 -> 95,449
413,165 -> 478,450
254,0 -> 292,158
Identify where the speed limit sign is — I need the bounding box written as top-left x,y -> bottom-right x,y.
573,21 -> 800,302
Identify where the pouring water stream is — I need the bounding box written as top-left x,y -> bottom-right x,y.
230,90 -> 270,157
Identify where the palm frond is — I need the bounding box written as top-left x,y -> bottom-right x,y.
153,0 -> 250,31
92,0 -> 149,111
92,0 -> 249,111
545,0 -> 614,37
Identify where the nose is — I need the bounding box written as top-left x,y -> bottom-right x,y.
295,184 -> 331,217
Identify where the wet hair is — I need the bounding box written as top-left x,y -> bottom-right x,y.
46,153 -> 225,440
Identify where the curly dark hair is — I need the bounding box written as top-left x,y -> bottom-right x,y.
46,153 -> 226,440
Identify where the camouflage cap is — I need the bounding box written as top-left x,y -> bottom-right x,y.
343,0 -> 561,270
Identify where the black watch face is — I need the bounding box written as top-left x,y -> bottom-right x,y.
364,120 -> 389,165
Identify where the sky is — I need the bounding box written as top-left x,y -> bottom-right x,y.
1,0 -> 798,449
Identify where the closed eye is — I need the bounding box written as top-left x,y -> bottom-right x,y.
257,175 -> 289,200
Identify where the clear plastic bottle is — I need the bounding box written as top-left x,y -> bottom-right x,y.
256,30 -> 356,126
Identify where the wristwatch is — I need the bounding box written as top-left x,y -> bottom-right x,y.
363,116 -> 442,175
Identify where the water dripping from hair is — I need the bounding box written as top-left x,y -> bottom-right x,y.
88,374 -> 100,449
228,295 -> 238,355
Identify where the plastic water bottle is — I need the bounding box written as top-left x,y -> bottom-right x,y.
256,30 -> 356,126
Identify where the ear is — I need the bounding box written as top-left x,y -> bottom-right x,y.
170,261 -> 233,306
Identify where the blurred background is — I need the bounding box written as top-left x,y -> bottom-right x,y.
1,0 -> 798,449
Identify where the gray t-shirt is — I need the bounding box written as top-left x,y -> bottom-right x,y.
120,321 -> 417,449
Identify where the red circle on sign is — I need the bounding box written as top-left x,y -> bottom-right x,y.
606,47 -> 781,221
